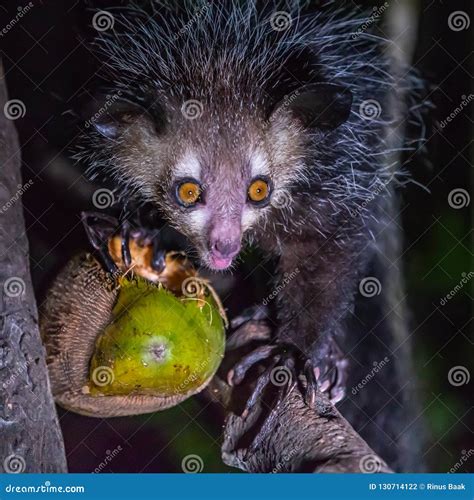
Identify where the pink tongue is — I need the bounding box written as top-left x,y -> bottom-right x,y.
210,254 -> 233,270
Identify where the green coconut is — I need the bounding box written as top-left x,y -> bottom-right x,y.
89,276 -> 226,397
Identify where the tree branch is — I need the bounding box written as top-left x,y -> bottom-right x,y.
209,314 -> 392,473
0,61 -> 67,473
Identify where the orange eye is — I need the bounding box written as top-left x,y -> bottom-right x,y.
176,180 -> 202,206
248,178 -> 271,204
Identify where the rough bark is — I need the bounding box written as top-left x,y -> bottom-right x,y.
209,315 -> 392,473
0,61 -> 67,473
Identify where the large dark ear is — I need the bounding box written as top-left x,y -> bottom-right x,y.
82,95 -> 149,139
271,83 -> 353,130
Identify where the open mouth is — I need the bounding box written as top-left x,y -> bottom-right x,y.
209,253 -> 235,270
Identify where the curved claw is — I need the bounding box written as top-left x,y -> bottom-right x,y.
81,211 -> 120,273
227,345 -> 277,386
152,245 -> 167,273
314,341 -> 349,404
241,360 -> 278,419
304,359 -> 317,407
121,220 -> 132,268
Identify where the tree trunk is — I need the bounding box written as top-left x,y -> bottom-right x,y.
0,61 -> 67,473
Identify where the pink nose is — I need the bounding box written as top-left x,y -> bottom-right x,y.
212,239 -> 240,259
208,221 -> 242,269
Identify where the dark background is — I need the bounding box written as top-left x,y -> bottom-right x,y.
0,0 -> 472,472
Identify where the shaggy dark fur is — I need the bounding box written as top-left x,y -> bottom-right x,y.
76,0 -> 427,471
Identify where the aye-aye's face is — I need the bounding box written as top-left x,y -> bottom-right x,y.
155,110 -> 306,271
90,83 -> 352,270
161,139 -> 300,271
